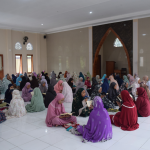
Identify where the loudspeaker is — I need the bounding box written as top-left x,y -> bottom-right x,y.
44,35 -> 46,39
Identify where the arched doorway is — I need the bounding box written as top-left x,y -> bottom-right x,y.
93,27 -> 132,77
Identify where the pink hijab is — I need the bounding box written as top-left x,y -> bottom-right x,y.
54,80 -> 63,93
109,75 -> 119,90
45,93 -> 66,127
127,74 -> 135,85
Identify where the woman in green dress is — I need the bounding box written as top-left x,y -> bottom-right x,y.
25,88 -> 45,112
72,88 -> 92,117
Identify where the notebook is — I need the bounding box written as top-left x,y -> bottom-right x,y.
86,101 -> 93,107
60,113 -> 72,116
42,93 -> 46,95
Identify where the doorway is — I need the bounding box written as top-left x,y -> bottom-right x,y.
0,55 -> 4,80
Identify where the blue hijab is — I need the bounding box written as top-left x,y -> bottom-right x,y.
115,75 -> 123,87
16,74 -> 23,86
79,72 -> 85,82
12,74 -> 17,83
101,78 -> 109,94
101,74 -> 106,83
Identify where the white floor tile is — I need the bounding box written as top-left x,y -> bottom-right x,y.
0,141 -> 16,150
38,132 -> 66,145
0,137 -> 3,142
43,146 -> 61,150
140,122 -> 150,131
18,139 -> 49,150
7,134 -> 35,146
10,147 -> 22,150
75,144 -> 103,150
53,137 -> 83,150
141,139 -> 150,150
0,124 -> 12,133
112,131 -> 127,141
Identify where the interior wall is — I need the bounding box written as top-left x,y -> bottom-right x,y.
0,29 -> 47,76
138,17 -> 150,78
47,28 -> 89,75
100,32 -> 128,74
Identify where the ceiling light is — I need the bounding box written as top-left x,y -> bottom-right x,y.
41,24 -> 43,25
142,34 -> 146,36
89,11 -> 92,14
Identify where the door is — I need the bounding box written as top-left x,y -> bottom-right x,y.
96,55 -> 101,77
0,55 -> 4,80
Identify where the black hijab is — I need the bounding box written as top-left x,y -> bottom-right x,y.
45,73 -> 50,85
58,72 -> 62,79
108,82 -> 118,101
44,85 -> 57,108
91,77 -> 98,93
68,78 -> 73,88
4,84 -> 14,104
31,76 -> 39,89
20,76 -> 27,91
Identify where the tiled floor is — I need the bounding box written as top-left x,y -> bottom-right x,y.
1,107 -> 150,150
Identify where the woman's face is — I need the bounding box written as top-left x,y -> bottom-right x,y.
81,90 -> 86,97
98,87 -> 102,93
71,80 -> 73,83
10,86 -> 14,89
60,83 -> 62,86
138,79 -> 141,84
136,91 -> 138,96
114,84 -> 117,90
21,75 -> 23,78
105,75 -> 107,78
125,83 -> 129,88
27,84 -> 30,89
88,78 -> 90,81
42,83 -> 46,87
58,98 -> 64,104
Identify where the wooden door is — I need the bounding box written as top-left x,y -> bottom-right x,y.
0,55 -> 4,80
96,55 -> 101,77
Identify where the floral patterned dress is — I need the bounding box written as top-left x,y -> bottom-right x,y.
7,90 -> 26,118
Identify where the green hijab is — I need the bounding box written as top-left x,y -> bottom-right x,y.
72,88 -> 84,116
58,74 -> 66,82
123,75 -> 130,85
25,88 -> 45,112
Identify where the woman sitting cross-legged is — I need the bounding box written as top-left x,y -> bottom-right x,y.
45,93 -> 77,127
71,96 -> 112,143
22,82 -> 32,102
4,84 -> 14,104
25,88 -> 45,112
72,88 -> 92,117
110,90 -> 139,131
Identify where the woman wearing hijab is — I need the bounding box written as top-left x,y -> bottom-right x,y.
50,71 -> 57,87
64,71 -> 68,78
58,74 -> 66,82
115,75 -> 123,87
24,72 -> 28,80
39,81 -> 47,94
12,74 -> 17,84
44,85 -> 56,108
123,75 -> 130,85
134,73 -> 138,79
62,82 -> 73,103
46,93 -> 77,127
68,78 -> 75,93
16,74 -> 23,87
109,75 -> 119,91
41,76 -> 48,88
0,111 -> 6,123
72,72 -> 78,86
54,80 -> 63,93
85,77 -> 91,89
135,87 -> 150,117
66,72 -> 71,82
58,72 -> 62,79
4,84 -> 14,104
72,88 -> 91,117
107,82 -> 119,103
7,90 -> 26,118
127,74 -> 135,86
22,82 -> 32,102
101,78 -> 109,95
140,83 -> 150,100
31,76 -> 39,89
132,77 -> 140,97
71,96 -> 112,143
101,74 -> 107,83
75,77 -> 89,97
20,76 -> 27,91
45,73 -> 50,85
143,75 -> 149,84
110,90 -> 139,131
33,72 -> 37,78
96,75 -> 101,84
26,88 -> 45,112
119,82 -> 132,95
79,72 -> 85,82
1,75 -> 12,94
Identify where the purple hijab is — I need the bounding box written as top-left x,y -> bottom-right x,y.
22,82 -> 32,102
77,96 -> 112,143
33,72 -> 37,78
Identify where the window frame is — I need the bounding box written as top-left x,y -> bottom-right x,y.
27,54 -> 33,73
15,54 -> 23,74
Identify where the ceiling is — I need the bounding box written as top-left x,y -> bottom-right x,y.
0,0 -> 150,34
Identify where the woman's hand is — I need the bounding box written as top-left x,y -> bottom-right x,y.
116,101 -> 121,108
89,105 -> 93,110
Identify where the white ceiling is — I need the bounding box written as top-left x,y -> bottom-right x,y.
0,0 -> 150,34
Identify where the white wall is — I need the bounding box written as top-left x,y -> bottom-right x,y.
0,29 -> 47,76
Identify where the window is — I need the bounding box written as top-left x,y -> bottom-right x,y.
15,54 -> 22,73
27,55 -> 33,73
26,43 -> 33,50
15,42 -> 22,50
114,38 -> 123,47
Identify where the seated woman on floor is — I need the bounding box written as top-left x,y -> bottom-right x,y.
135,87 -> 150,117
68,78 -> 76,93
7,90 -> 26,118
44,85 -> 56,108
110,90 -> 139,131
4,84 -> 14,104
127,74 -> 135,86
25,88 -> 45,112
115,75 -> 123,87
72,88 -> 92,117
54,80 -> 63,93
22,82 -> 32,102
16,74 -> 23,89
85,77 -> 92,96
45,93 -> 77,127
119,82 -> 133,96
39,81 -> 47,95
96,75 -> 101,84
71,96 -> 112,143
31,76 -> 39,89
62,82 -> 73,103
109,75 -> 119,91
132,77 -> 140,97
20,76 -> 27,91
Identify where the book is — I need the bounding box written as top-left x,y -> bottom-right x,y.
31,92 -> 34,96
86,101 -> 93,107
60,113 -> 72,116
117,96 -> 122,102
42,93 -> 46,95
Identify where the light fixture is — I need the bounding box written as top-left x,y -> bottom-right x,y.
41,24 -> 43,25
89,11 -> 92,14
142,34 -> 146,36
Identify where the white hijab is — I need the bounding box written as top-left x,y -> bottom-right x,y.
132,77 -> 140,97
62,82 -> 73,103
